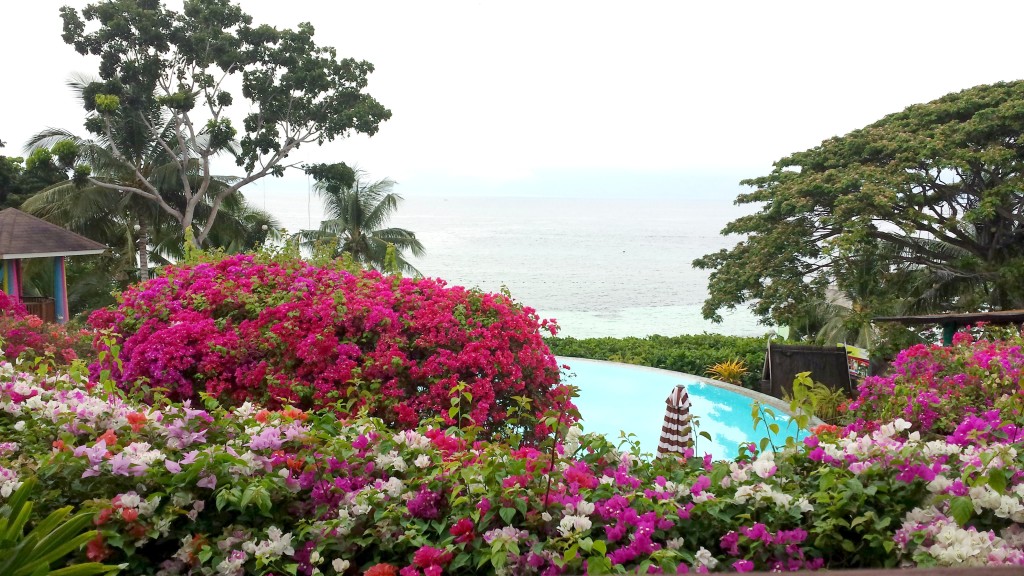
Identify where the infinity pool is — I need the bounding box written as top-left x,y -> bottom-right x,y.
558,357 -> 805,461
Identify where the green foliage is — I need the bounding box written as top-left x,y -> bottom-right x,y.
695,81 -> 1024,328
0,477 -> 119,576
58,0 -> 391,247
783,372 -> 848,426
297,170 -> 425,275
546,334 -> 767,389
92,94 -> 119,114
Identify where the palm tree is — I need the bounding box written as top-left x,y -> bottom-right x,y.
301,173 -> 425,275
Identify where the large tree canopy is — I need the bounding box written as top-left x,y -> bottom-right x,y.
695,81 -> 1024,328
58,0 -> 390,246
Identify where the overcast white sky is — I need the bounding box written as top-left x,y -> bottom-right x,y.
3,1 -> 1024,201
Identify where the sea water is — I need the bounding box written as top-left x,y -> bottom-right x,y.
252,190 -> 766,339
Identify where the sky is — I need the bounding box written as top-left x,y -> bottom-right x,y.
4,1 -> 1024,204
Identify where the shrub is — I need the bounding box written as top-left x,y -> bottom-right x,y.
547,334 -> 768,389
0,292 -> 90,366
88,254 -> 573,439
845,328 -> 1024,436
706,359 -> 749,385
3,358 -> 1024,573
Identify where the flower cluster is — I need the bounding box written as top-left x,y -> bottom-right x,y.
846,330 -> 1024,436
88,254 -> 573,439
5,351 -> 1024,575
0,291 -> 88,365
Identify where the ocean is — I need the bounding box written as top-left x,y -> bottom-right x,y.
248,191 -> 766,339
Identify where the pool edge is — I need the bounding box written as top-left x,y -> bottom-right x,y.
556,355 -> 814,421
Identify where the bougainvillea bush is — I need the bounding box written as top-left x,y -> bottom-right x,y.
3,358 -> 1024,574
87,254 -> 571,439
845,328 -> 1024,437
0,291 -> 90,365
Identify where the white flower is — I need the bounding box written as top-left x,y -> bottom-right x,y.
13,421 -> 25,432
751,452 -> 777,479
927,475 -> 953,494
332,559 -> 350,573
768,489 -> 793,508
794,497 -> 814,513
666,537 -> 685,550
541,512 -> 552,522
564,425 -> 582,454
695,547 -> 718,568
692,491 -> 716,504
119,492 -> 142,508
381,477 -> 404,498
557,515 -> 592,537
414,454 -> 431,468
733,485 -> 755,504
729,462 -> 750,482
575,500 -> 595,516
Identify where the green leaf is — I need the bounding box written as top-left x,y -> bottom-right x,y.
592,539 -> 607,555
499,507 -> 516,524
240,484 -> 258,510
988,469 -> 1008,493
949,496 -> 973,526
564,544 -> 579,563
450,553 -> 471,571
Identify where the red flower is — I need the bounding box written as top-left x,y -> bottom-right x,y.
85,534 -> 110,562
449,517 -> 475,544
127,412 -> 148,432
364,564 -> 399,576
94,508 -> 112,526
97,429 -> 118,447
412,546 -> 451,568
120,507 -> 139,522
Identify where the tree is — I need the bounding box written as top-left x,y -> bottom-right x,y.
0,144 -> 67,210
301,166 -> 425,275
25,72 -> 278,290
59,0 -> 390,247
694,81 -> 1024,328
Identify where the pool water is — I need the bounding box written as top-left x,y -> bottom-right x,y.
558,357 -> 806,461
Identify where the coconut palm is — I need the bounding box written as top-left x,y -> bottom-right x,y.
300,173 -> 424,275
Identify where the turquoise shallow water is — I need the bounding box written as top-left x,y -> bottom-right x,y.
559,356 -> 805,461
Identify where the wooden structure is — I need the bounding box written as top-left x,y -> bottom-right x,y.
874,309 -> 1024,345
760,342 -> 853,399
0,208 -> 106,323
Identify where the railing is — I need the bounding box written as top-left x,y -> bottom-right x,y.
20,297 -> 56,323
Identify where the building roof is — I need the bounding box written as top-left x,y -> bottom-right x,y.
0,208 -> 107,260
873,309 -> 1024,326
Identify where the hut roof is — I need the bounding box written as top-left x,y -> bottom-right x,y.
0,208 -> 107,259
873,310 -> 1024,326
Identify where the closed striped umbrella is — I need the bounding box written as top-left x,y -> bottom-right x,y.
657,384 -> 694,457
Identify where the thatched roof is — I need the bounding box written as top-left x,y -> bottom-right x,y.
0,208 -> 107,259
